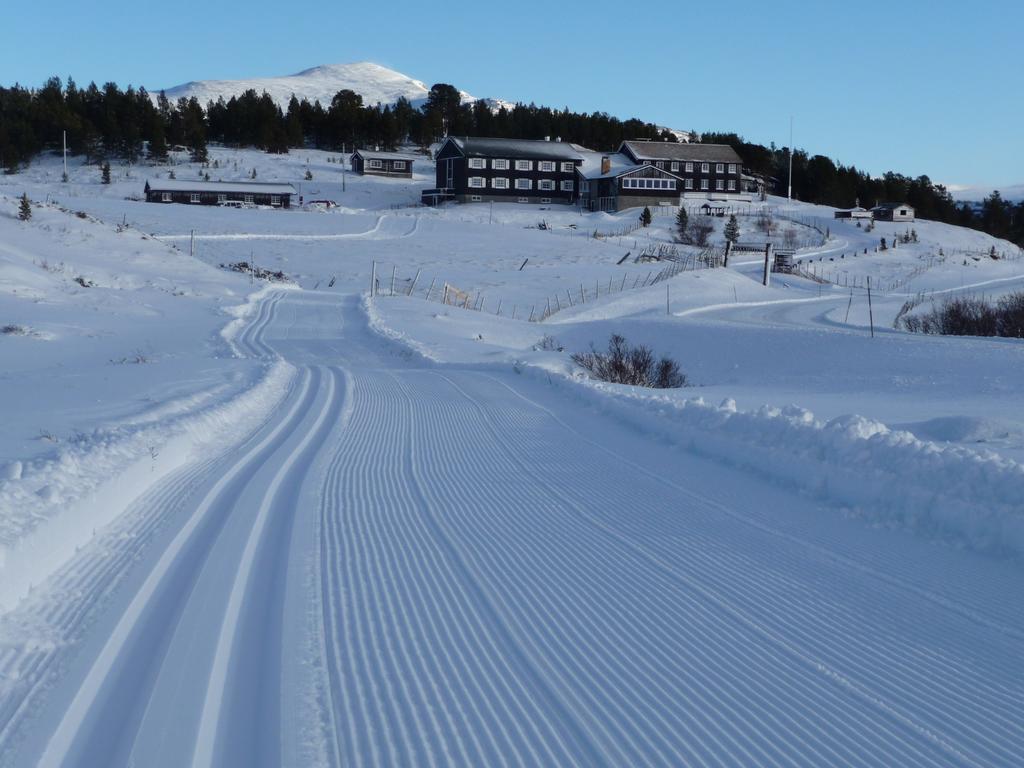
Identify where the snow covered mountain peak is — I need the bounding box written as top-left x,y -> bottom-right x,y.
158,61 -> 473,109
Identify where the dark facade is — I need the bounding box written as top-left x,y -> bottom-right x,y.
424,137 -> 584,205
351,150 -> 415,178
619,141 -> 745,199
579,159 -> 685,212
144,180 -> 295,208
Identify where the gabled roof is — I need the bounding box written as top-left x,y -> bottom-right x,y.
620,140 -> 743,164
145,179 -> 297,195
576,151 -> 683,181
351,149 -> 420,162
442,136 -> 588,161
872,202 -> 913,211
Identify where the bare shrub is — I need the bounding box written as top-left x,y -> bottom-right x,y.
900,292 -> 1024,337
679,216 -> 714,247
534,334 -> 564,352
571,334 -> 687,388
2,324 -> 28,335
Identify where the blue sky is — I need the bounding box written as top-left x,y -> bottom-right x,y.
5,0 -> 1020,189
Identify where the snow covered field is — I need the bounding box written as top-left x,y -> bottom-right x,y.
1,147 -> 1023,767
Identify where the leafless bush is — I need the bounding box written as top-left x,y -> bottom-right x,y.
900,292 -> 1024,337
533,334 -> 564,352
676,215 -> 714,247
571,334 -> 687,388
2,324 -> 28,335
220,262 -> 289,282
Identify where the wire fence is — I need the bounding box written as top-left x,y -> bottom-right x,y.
369,245 -> 727,323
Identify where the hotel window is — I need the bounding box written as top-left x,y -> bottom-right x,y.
700,179 -> 709,191
538,179 -> 555,191
271,195 -> 281,206
728,163 -> 737,174
217,194 -> 227,203
515,178 -> 532,190
190,193 -> 200,203
655,161 -> 664,169
161,192 -> 172,202
581,180 -> 590,193
561,162 -> 575,172
671,162 -> 679,172
728,180 -> 737,191
468,176 -> 486,188
716,163 -> 725,173
368,159 -> 382,169
493,158 -> 509,170
685,162 -> 694,173
560,179 -> 574,191
492,177 -> 509,189
701,162 -> 710,173
244,194 -> 254,204
540,198 -> 552,204
716,180 -> 724,191
685,178 -> 694,190
393,161 -> 406,170
470,195 -> 483,202
517,197 -> 530,203
468,158 -> 486,169
538,161 -> 555,172
515,160 -> 532,171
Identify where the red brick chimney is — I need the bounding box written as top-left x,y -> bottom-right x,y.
600,155 -> 611,175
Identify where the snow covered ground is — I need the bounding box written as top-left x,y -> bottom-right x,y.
1,147 -> 1023,767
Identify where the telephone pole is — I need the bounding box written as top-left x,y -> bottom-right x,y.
787,116 -> 793,201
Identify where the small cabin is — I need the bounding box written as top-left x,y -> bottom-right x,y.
350,149 -> 416,178
144,179 -> 295,207
834,207 -> 873,220
872,203 -> 915,222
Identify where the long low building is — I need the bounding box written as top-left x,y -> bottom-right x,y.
351,149 -> 417,178
144,179 -> 296,207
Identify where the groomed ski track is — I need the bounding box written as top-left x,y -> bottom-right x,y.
0,290 -> 1021,767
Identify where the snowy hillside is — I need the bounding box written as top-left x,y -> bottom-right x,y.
1,147 -> 1023,768
158,61 -> 502,110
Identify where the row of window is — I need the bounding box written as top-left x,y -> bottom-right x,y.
366,159 -> 407,170
469,195 -> 555,204
642,160 -> 737,175
164,192 -> 282,205
467,158 -> 575,173
468,177 -> 574,192
623,178 -> 676,191
610,179 -> 741,193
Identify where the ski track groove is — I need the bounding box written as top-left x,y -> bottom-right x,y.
1,290 -> 1021,768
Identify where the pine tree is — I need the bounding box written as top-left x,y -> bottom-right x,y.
250,168 -> 257,179
724,214 -> 740,244
675,207 -> 688,240
18,192 -> 31,221
101,161 -> 111,184
640,206 -> 652,227
304,168 -> 313,181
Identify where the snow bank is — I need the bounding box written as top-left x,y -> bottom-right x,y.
0,360 -> 295,612
366,299 -> 1024,560
551,381 -> 1024,559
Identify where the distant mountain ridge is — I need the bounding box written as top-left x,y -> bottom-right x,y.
156,61 -> 688,141
157,61 -> 510,111
949,183 -> 1024,203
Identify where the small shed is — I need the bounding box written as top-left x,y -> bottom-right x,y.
834,206 -> 873,220
350,149 -> 416,178
872,203 -> 915,222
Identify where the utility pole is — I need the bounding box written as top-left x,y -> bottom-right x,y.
787,116 -> 794,201
62,130 -> 68,182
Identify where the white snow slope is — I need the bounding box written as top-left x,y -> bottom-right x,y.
0,148 -> 1022,767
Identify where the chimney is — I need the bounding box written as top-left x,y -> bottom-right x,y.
601,156 -> 611,175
